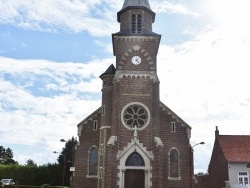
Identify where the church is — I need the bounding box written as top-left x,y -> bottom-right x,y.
73,0 -> 193,187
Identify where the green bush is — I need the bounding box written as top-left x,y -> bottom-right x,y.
0,181 -> 4,188
41,184 -> 50,188
0,164 -> 60,186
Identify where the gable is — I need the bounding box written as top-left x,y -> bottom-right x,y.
159,101 -> 191,128
159,101 -> 191,139
77,107 -> 101,137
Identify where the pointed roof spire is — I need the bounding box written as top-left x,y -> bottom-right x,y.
118,0 -> 155,23
99,64 -> 116,78
122,0 -> 151,10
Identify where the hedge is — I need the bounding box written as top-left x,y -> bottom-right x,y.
0,164 -> 61,186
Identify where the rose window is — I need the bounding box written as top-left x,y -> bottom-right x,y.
123,104 -> 149,129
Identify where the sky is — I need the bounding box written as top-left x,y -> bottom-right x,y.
0,0 -> 250,173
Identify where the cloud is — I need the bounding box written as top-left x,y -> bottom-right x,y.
0,0 -> 201,36
0,0 -> 121,36
0,56 -> 115,165
152,1 -> 200,17
157,2 -> 250,171
94,40 -> 113,54
160,24 -> 250,116
1,0 -> 250,170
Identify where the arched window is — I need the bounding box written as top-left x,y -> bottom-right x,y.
88,147 -> 98,176
131,14 -> 142,34
137,14 -> 142,33
170,149 -> 179,178
132,14 -> 136,33
126,152 -> 145,166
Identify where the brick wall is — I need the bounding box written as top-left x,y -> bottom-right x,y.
159,107 -> 192,187
119,9 -> 153,32
208,138 -> 229,188
73,112 -> 101,188
98,74 -> 113,188
195,174 -> 210,188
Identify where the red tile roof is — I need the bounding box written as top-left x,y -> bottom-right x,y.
217,135 -> 250,162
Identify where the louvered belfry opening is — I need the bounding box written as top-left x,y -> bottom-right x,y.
131,14 -> 142,34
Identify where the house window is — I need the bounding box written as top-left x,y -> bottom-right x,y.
102,105 -> 105,116
171,122 -> 176,132
238,171 -> 249,185
88,147 -> 98,176
170,149 -> 179,178
93,120 -> 98,131
131,14 -> 142,34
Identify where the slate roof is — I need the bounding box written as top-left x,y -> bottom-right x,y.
122,0 -> 151,10
217,135 -> 250,162
99,64 -> 116,78
117,0 -> 155,23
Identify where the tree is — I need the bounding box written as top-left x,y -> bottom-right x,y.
0,146 -> 18,165
57,137 -> 77,186
196,172 -> 206,175
26,159 -> 37,167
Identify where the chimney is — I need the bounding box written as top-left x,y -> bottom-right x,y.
215,126 -> 219,137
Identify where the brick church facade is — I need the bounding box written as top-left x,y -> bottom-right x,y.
73,0 -> 193,187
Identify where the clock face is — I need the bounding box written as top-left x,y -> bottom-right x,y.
131,56 -> 141,65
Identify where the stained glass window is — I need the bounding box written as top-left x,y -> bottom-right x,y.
125,152 -> 145,166
123,104 -> 148,128
170,149 -> 179,178
89,147 -> 98,176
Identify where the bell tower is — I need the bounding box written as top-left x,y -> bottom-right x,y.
112,0 -> 161,73
103,0 -> 162,187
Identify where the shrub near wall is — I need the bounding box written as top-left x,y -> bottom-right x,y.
0,164 -> 61,186
4,186 -> 62,188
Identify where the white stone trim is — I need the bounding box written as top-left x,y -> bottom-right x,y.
107,136 -> 117,146
113,70 -> 159,83
100,126 -> 111,130
121,102 -> 151,131
117,138 -> 153,188
154,137 -> 163,147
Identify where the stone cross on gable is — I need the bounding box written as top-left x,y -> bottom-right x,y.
133,125 -> 138,141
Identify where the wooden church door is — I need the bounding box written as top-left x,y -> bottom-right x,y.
125,170 -> 145,188
124,152 -> 145,188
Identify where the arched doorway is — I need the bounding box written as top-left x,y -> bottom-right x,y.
124,152 -> 145,188
117,139 -> 153,188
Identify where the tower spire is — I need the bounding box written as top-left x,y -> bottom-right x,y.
122,0 -> 151,10
117,0 -> 155,24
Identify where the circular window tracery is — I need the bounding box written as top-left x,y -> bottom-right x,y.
121,102 -> 150,130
